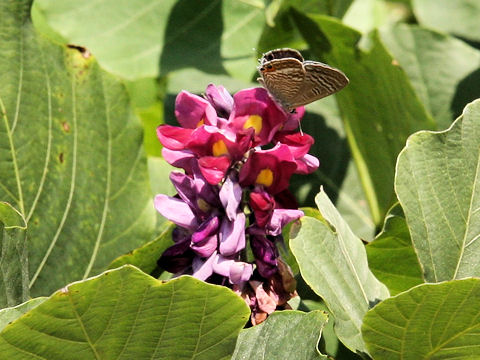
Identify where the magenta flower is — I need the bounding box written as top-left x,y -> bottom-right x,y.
239,143 -> 297,195
154,84 -> 320,324
228,88 -> 289,147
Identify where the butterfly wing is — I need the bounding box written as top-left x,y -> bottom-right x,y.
289,61 -> 349,108
258,58 -> 305,111
261,48 -> 304,64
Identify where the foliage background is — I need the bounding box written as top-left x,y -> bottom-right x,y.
1,0 -> 480,359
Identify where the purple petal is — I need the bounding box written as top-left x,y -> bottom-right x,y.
191,234 -> 218,257
157,235 -> 194,274
154,194 -> 197,230
294,154 -> 320,174
250,235 -> 278,278
219,175 -> 242,221
192,216 -> 220,243
212,256 -> 253,284
266,209 -> 304,236
192,251 -> 217,280
161,148 -> 195,173
205,84 -> 234,118
219,213 -> 246,256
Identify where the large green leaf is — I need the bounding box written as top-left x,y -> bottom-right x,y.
0,202 -> 28,307
366,203 -> 423,295
232,310 -> 328,359
362,278 -> 480,359
412,0 -> 480,42
0,297 -> 46,331
0,266 -> 250,359
380,24 -> 480,130
291,12 -> 435,225
34,0 -> 265,81
290,189 -> 389,354
0,0 -> 155,296
396,100 -> 480,282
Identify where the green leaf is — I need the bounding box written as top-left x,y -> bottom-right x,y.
0,265 -> 250,359
366,203 -> 423,295
0,0 -> 155,296
108,221 -> 174,275
290,189 -> 389,354
0,202 -> 28,307
291,12 -> 435,225
342,0 -> 395,33
362,278 -> 480,359
396,99 -> 480,282
232,310 -> 328,360
34,0 -> 177,80
412,0 -> 480,42
0,297 -> 46,331
35,0 -> 265,81
380,24 -> 480,129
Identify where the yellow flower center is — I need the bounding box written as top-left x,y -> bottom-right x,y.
255,168 -> 274,187
212,140 -> 229,157
196,117 -> 205,127
243,115 -> 262,135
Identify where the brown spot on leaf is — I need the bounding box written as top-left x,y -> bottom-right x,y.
59,152 -> 64,163
62,122 -> 70,132
67,44 -> 91,59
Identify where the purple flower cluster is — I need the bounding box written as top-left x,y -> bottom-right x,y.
155,84 -> 319,324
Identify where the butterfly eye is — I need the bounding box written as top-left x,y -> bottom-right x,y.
260,66 -> 265,71
266,64 -> 273,69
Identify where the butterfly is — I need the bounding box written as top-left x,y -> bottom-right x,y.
257,48 -> 349,112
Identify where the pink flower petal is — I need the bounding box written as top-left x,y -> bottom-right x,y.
154,194 -> 197,230
156,125 -> 193,150
198,156 -> 231,185
175,91 -> 218,128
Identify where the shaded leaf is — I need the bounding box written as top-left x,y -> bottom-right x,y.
108,221 -> 174,275
0,297 -> 46,331
0,266 -> 250,359
291,97 -> 375,241
412,0 -> 480,42
232,310 -> 328,360
290,189 -> 389,354
0,0 -> 155,296
396,99 -> 480,282
366,203 -> 423,295
363,278 -> 480,359
0,202 -> 28,307
291,12 -> 435,225
380,24 -> 480,129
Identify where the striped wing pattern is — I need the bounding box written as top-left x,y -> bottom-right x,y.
258,48 -> 349,112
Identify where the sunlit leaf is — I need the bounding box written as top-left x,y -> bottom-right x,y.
363,278 -> 480,359
0,202 -> 28,307
0,266 -> 250,359
0,0 -> 155,296
232,310 -> 328,359
290,189 -> 389,354
396,99 -> 480,282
